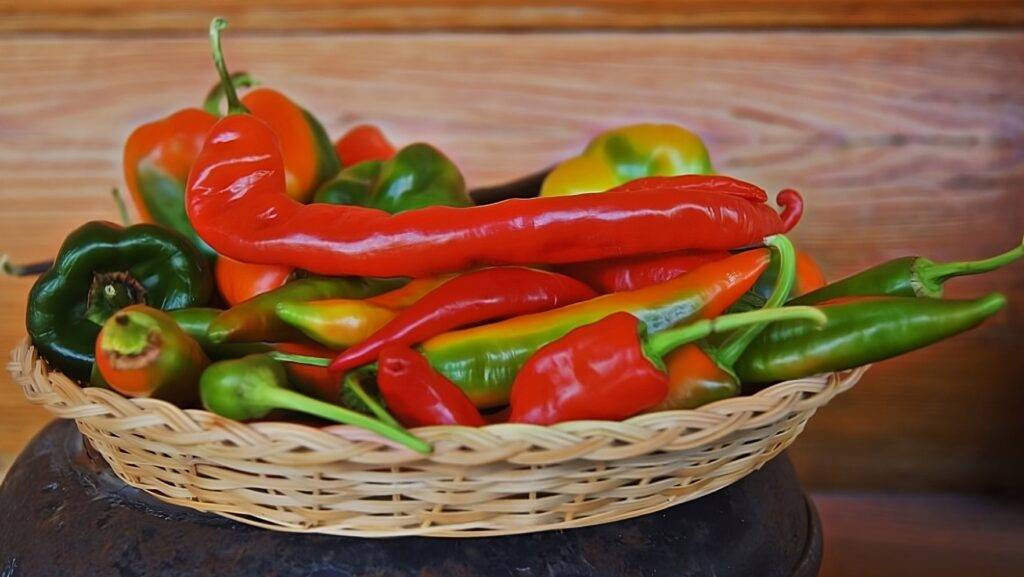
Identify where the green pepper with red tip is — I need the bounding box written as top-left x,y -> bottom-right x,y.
95,305 -> 209,406
509,306 -> 826,425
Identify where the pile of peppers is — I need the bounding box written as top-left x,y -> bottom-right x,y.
13,18 -> 1021,456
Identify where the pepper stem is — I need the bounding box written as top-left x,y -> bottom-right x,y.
260,386 -> 432,454
715,234 -> 797,367
344,372 -> 402,428
645,306 -> 825,360
100,311 -> 158,356
916,236 -> 1024,295
111,188 -> 132,227
268,351 -> 331,367
0,254 -> 51,276
209,18 -> 250,115
203,71 -> 256,116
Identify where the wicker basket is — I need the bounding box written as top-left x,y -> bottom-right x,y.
8,337 -> 866,537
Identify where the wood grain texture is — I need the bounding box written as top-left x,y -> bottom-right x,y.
0,31 -> 1021,489
815,493 -> 1024,577
2,1 -> 1023,33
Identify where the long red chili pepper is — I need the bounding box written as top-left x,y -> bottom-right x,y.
328,267 -> 597,374
377,345 -> 486,427
186,111 -> 801,277
556,250 -> 731,294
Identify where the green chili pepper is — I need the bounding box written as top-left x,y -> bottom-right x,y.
207,277 -> 406,344
26,221 -> 212,379
791,238 -> 1023,305
200,354 -> 430,454
735,294 -> 1007,385
314,143 -> 472,213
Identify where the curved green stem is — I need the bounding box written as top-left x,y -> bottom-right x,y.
268,351 -> 331,367
715,234 -> 796,367
918,235 -> 1024,288
262,386 -> 431,454
0,254 -> 51,276
203,71 -> 257,116
111,188 -> 132,227
209,18 -> 249,115
645,305 -> 825,360
344,372 -> 401,428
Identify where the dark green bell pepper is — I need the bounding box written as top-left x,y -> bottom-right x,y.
314,143 -> 472,212
26,221 -> 213,380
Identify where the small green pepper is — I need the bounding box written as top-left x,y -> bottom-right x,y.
200,354 -> 431,454
314,143 -> 472,213
27,221 -> 213,379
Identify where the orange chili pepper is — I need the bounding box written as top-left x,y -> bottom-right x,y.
215,255 -> 294,306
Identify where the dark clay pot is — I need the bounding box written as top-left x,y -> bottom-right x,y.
0,421 -> 821,576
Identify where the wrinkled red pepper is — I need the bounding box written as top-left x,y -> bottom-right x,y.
186,111 -> 802,277
377,345 -> 486,427
329,267 -> 597,374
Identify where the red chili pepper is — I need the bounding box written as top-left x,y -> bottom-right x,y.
329,267 -> 596,374
377,345 -> 486,427
556,250 -> 731,293
187,112 -> 801,277
508,306 -> 825,425
215,255 -> 294,306
335,124 -> 396,167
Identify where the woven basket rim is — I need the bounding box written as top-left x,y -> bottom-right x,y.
8,335 -> 865,453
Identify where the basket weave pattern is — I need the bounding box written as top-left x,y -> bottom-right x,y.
8,337 -> 866,537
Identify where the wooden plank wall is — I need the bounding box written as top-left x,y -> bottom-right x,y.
0,4 -> 1021,492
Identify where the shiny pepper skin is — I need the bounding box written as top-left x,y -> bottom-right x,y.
509,312 -> 668,425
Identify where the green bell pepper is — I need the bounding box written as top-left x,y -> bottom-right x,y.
26,221 -> 213,380
314,143 -> 472,212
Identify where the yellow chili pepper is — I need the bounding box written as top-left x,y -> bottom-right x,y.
275,299 -> 397,349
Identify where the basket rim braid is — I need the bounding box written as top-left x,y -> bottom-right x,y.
8,337 -> 867,538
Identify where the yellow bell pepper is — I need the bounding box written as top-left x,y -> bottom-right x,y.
541,124 -> 713,197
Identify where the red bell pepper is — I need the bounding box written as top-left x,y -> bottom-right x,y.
509,306 -> 825,425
